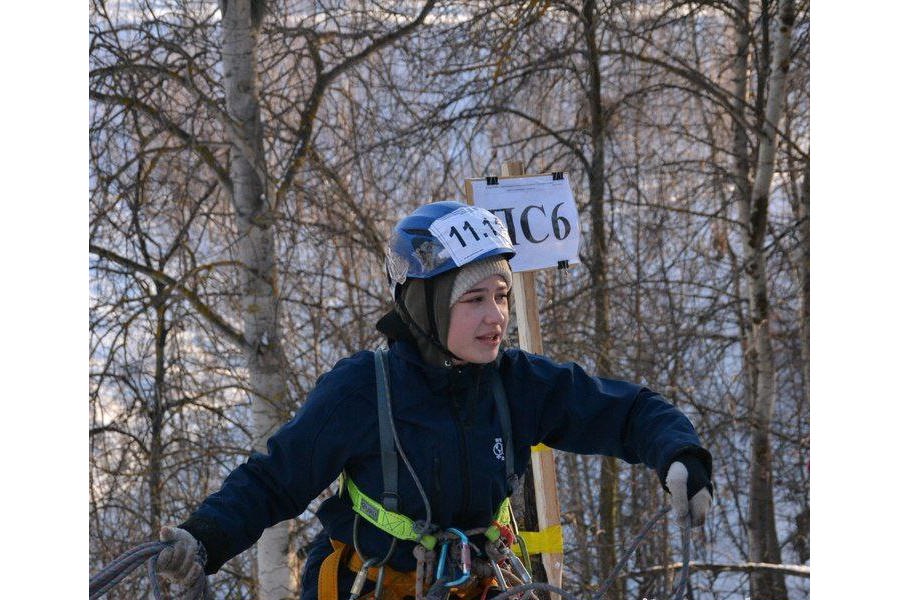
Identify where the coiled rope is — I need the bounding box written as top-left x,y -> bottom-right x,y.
89,540 -> 210,600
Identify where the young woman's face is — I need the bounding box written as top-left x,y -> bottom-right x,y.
446,274 -> 510,364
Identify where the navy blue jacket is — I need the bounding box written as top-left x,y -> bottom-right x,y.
181,339 -> 710,575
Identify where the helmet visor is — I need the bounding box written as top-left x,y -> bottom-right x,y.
387,205 -> 514,286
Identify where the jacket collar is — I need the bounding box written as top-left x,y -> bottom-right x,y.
376,308 -> 504,396
386,338 -> 503,407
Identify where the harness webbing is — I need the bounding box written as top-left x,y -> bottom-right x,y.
345,473 -> 513,550
375,347 -> 400,512
345,475 -> 439,550
490,368 -> 517,491
344,348 -> 517,551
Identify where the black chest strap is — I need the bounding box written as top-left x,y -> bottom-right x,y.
374,347 -> 400,512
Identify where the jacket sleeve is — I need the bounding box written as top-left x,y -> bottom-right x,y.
506,350 -> 711,483
180,353 -> 373,574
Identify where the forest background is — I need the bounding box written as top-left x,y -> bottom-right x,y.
5,1 -> 898,599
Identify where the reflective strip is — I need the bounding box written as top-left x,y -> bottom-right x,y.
345,477 -> 512,552
495,497 -> 512,526
484,497 -> 513,542
345,477 -> 438,550
514,525 -> 564,556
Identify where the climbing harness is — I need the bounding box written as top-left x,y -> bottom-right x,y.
327,347 -> 696,600
342,348 -> 517,538
88,540 -> 210,600
324,347 -> 528,600
344,475 -> 514,551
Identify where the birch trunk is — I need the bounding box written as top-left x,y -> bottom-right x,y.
734,1 -> 795,597
220,2 -> 295,598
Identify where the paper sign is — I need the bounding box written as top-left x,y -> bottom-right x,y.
429,206 -> 513,267
468,173 -> 581,272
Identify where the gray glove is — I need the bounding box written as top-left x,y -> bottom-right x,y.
665,460 -> 712,527
157,526 -> 205,586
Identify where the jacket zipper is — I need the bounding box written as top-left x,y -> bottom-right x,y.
449,378 -> 471,518
432,453 -> 442,521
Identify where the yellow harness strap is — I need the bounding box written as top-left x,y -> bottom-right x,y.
319,539 -> 353,600
318,539 -> 418,600
343,475 -> 512,551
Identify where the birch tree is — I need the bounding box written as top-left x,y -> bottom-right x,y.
217,1 -> 299,597
734,1 -> 797,597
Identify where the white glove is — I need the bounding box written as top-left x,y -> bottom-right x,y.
665,461 -> 712,527
157,526 -> 205,586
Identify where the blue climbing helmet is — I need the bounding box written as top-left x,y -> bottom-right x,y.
386,201 -> 515,299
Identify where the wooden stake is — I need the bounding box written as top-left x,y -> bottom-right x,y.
466,160 -> 564,596
500,161 -> 563,595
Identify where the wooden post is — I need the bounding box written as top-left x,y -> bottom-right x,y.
465,160 -> 564,597
500,161 -> 563,595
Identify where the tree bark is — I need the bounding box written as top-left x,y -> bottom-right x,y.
220,2 -> 295,598
581,2 -> 620,598
798,160 -> 810,417
150,288 -> 167,538
734,1 -> 795,597
629,561 -> 810,578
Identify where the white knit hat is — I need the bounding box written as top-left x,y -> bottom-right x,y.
448,257 -> 513,307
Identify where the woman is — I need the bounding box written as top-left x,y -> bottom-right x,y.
157,201 -> 713,600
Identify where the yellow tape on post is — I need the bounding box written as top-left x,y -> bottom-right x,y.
514,525 -> 564,556
531,444 -> 552,453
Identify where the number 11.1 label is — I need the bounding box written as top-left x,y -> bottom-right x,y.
429,206 -> 512,266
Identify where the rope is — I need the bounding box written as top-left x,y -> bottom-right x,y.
481,581 -> 583,600
594,506 -> 669,598
89,540 -> 210,600
671,522 -> 691,600
474,505 -> 692,600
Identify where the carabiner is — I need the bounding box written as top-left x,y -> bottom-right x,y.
349,557 -> 379,600
435,528 -> 471,587
502,547 -> 532,584
488,558 -> 508,591
373,563 -> 387,600
445,528 -> 471,587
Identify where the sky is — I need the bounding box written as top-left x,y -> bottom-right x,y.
1,1 -> 896,598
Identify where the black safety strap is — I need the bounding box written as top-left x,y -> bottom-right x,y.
491,369 -> 517,492
374,348 -> 400,511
